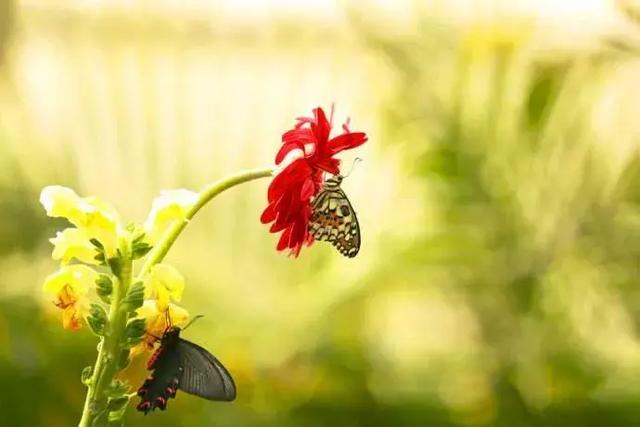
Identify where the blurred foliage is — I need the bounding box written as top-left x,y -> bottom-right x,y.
0,0 -> 14,66
1,1 -> 640,426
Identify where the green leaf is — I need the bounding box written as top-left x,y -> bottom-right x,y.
121,281 -> 144,313
107,256 -> 122,278
107,395 -> 130,423
91,409 -> 109,427
95,274 -> 113,304
90,239 -> 108,266
87,304 -> 108,337
108,379 -> 130,397
81,366 -> 93,386
131,231 -> 146,245
124,318 -> 146,348
94,252 -> 106,266
118,348 -> 131,370
131,242 -> 153,260
89,238 -> 105,251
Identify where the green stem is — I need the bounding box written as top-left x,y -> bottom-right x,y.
137,166 -> 273,278
78,238 -> 133,427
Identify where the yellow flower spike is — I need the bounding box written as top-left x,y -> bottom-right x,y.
50,228 -> 99,265
130,301 -> 189,357
39,185 -> 120,257
43,265 -> 97,330
143,264 -> 185,311
144,189 -> 198,244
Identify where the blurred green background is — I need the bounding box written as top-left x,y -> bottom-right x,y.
2,0 -> 640,425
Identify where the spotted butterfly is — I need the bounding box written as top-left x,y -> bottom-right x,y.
309,174 -> 361,257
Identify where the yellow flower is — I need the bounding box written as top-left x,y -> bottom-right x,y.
43,265 -> 97,330
143,264 -> 185,311
144,189 -> 198,244
40,185 -> 120,257
50,228 -> 99,265
130,301 -> 189,357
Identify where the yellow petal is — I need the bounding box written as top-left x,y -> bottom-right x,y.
43,264 -> 97,296
131,301 -> 189,356
50,228 -> 99,265
43,265 -> 93,331
61,298 -> 90,331
39,186 -> 120,257
136,301 -> 190,334
40,186 -> 87,222
144,189 -> 198,244
143,264 -> 185,311
77,198 -> 119,257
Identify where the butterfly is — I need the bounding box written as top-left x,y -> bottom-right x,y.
136,323 -> 236,414
309,174 -> 361,258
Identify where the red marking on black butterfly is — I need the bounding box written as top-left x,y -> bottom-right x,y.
146,346 -> 164,370
136,327 -> 236,415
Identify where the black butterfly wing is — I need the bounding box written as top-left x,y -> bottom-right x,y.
176,338 -> 236,401
310,188 -> 361,257
137,343 -> 181,414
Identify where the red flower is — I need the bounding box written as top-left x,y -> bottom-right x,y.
261,106 -> 367,256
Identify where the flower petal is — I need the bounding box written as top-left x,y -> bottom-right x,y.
277,226 -> 293,251
310,107 -> 331,147
260,203 -> 277,224
40,186 -> 120,257
143,264 -> 185,311
43,265 -> 97,296
62,302 -> 89,331
326,132 -> 368,156
43,265 -> 95,330
50,228 -> 99,265
131,301 -> 190,356
267,159 -> 311,200
300,178 -> 315,201
312,157 -> 341,176
40,186 -> 86,222
144,189 -> 199,245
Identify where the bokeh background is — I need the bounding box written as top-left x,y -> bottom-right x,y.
2,0 -> 640,425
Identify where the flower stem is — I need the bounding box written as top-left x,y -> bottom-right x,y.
78,237 -> 133,427
137,166 -> 273,278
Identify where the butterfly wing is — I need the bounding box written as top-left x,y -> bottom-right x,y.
176,338 -> 237,401
137,340 -> 181,414
309,187 -> 361,258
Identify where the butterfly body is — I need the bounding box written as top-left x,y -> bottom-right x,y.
310,175 -> 361,257
136,327 -> 236,414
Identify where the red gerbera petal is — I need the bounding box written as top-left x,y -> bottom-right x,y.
310,107 -> 331,147
327,132 -> 368,155
260,203 -> 276,224
312,157 -> 341,176
276,226 -> 292,251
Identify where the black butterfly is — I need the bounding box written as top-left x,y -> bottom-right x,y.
136,326 -> 236,414
309,174 -> 361,258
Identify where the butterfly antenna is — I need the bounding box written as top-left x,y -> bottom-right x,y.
182,315 -> 205,331
163,309 -> 172,333
343,157 -> 363,178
